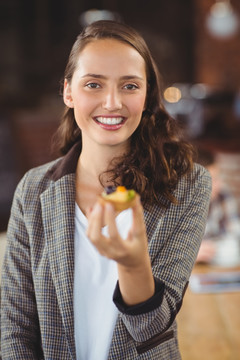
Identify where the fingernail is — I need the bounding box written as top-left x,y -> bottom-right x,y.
93,202 -> 102,213
105,202 -> 114,212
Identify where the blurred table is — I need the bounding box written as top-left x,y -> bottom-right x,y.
177,264 -> 240,360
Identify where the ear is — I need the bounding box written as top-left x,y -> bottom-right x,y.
63,79 -> 74,108
143,99 -> 147,113
143,83 -> 149,112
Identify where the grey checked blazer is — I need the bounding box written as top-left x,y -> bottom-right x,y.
0,143 -> 211,359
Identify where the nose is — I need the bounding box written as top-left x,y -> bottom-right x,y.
102,87 -> 122,111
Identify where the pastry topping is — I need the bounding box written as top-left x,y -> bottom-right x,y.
102,186 -> 136,203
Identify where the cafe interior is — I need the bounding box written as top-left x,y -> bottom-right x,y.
0,0 -> 240,359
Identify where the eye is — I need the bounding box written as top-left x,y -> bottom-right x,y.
123,83 -> 139,90
86,82 -> 101,89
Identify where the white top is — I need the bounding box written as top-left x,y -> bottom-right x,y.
74,203 -> 132,360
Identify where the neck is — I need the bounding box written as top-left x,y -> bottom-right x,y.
78,140 -> 128,185
75,141 -> 128,214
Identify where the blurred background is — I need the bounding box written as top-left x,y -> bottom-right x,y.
1,0 -> 240,230
1,2 -> 240,359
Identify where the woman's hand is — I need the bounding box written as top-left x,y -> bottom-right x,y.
86,195 -> 148,267
86,195 -> 155,305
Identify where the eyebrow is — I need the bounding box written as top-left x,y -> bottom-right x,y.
81,73 -> 145,81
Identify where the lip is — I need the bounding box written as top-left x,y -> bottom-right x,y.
93,115 -> 127,130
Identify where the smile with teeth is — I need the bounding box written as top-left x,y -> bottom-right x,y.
95,116 -> 124,125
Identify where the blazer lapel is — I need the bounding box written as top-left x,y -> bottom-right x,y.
41,174 -> 76,359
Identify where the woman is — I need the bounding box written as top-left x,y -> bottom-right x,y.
1,20 -> 211,359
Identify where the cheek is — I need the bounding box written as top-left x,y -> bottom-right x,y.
129,96 -> 146,115
72,93 -> 96,116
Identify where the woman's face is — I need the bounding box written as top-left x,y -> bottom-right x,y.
63,38 -> 147,151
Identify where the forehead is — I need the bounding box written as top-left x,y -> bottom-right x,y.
75,38 -> 147,76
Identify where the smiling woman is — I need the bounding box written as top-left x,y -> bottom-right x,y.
0,20 -> 211,360
63,38 -> 147,151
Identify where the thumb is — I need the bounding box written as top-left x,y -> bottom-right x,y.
131,195 -> 146,237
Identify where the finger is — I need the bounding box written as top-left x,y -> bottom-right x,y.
131,195 -> 146,236
85,205 -> 93,219
86,202 -> 104,240
104,202 -> 120,240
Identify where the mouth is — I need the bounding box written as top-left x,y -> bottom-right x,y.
95,116 -> 125,125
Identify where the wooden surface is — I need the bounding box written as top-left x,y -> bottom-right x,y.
177,265 -> 240,360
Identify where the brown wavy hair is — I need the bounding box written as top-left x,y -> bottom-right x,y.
54,20 -> 194,207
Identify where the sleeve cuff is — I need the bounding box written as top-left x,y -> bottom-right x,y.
112,277 -> 165,316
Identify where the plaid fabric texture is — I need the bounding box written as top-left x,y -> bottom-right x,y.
0,148 -> 211,360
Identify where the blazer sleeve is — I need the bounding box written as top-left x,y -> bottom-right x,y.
0,173 -> 43,359
113,165 -> 212,343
